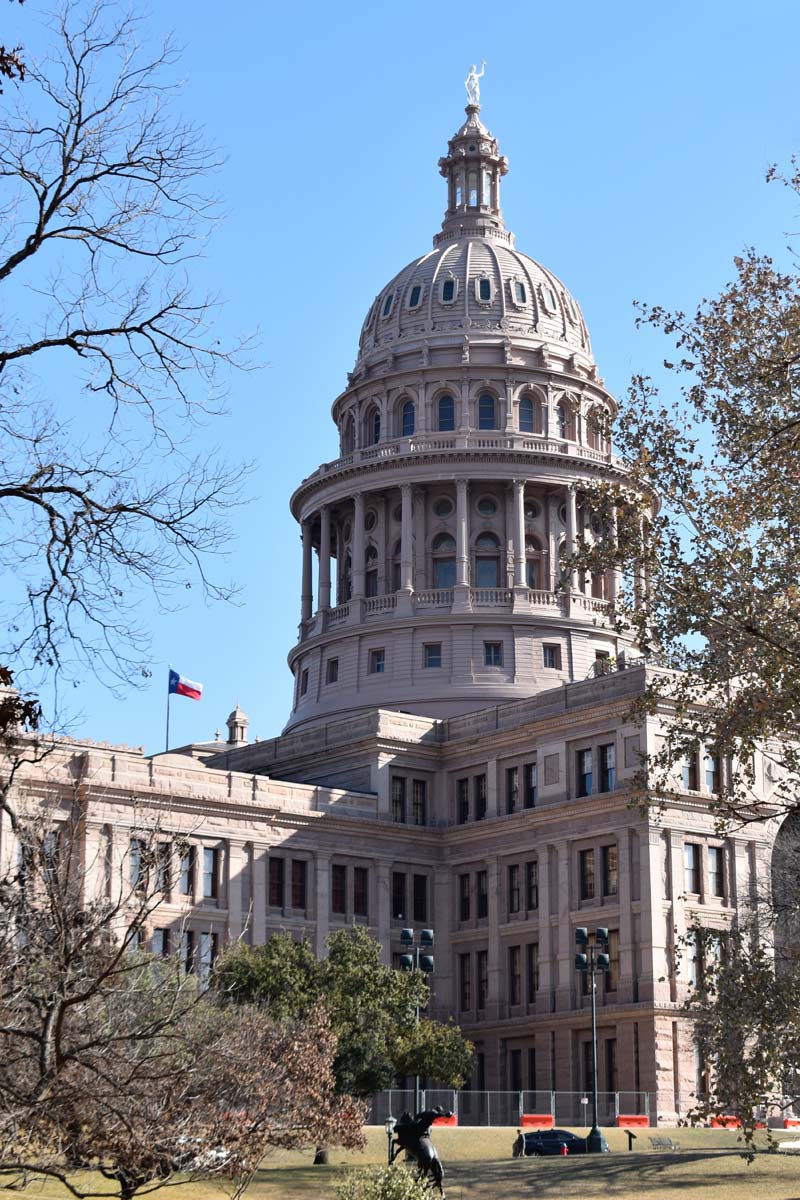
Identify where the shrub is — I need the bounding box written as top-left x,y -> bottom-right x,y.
336,1165 -> 431,1200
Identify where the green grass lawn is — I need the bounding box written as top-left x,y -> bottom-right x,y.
8,1127 -> 800,1200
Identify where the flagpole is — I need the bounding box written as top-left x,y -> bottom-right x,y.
165,685 -> 171,753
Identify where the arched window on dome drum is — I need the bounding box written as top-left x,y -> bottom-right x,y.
342,552 -> 352,603
478,393 -> 497,430
432,532 -> 456,589
475,532 -> 501,588
438,394 -> 455,432
519,395 -> 534,434
391,540 -> 402,592
591,571 -> 608,600
455,174 -> 463,206
342,414 -> 355,454
586,406 -> 606,452
467,170 -> 478,207
365,544 -> 378,598
483,168 -> 492,206
557,400 -> 575,441
401,400 -> 415,438
365,406 -> 381,445
526,536 -> 544,590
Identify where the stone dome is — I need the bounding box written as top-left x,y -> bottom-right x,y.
354,238 -> 593,372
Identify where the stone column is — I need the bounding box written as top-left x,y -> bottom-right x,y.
512,479 -> 526,587
486,856 -> 501,1020
565,484 -> 578,592
609,503 -> 621,602
458,379 -> 470,438
314,852 -> 331,958
351,493 -> 365,599
300,519 -> 313,624
453,477 -> 472,613
318,505 -> 331,611
400,484 -> 413,591
616,829 -> 634,1003
227,839 -> 245,943
413,485 -> 427,589
554,840 -> 573,1011
376,859 -> 391,964
547,493 -> 559,591
251,846 -> 267,945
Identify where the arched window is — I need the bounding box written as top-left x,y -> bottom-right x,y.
391,540 -> 402,592
475,532 -> 500,588
401,400 -> 415,437
519,395 -> 534,434
342,414 -> 355,454
587,406 -> 606,451
342,552 -> 352,603
365,544 -> 378,597
365,406 -> 381,445
478,393 -> 497,430
438,394 -> 455,431
432,533 -> 456,589
557,401 -> 575,441
591,571 -> 607,600
467,170 -> 478,206
526,536 -> 544,590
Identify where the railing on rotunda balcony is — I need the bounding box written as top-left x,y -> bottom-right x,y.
317,430 -> 617,480
413,588 -> 454,609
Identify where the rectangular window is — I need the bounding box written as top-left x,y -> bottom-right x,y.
291,859 -> 307,909
606,929 -> 620,991
391,776 -> 407,823
508,945 -> 521,1006
577,749 -> 593,797
325,658 -> 339,684
353,866 -> 369,917
477,949 -> 488,1010
459,873 -> 470,922
506,766 -> 519,814
687,928 -> 701,987
474,774 -> 487,821
180,929 -> 195,975
129,837 -> 146,890
198,931 -> 218,988
543,643 -> 561,669
179,845 -> 194,896
268,856 -> 284,908
599,743 -> 616,792
459,953 -> 471,1011
582,1040 -> 594,1091
155,842 -> 171,893
684,843 -> 701,894
423,643 -> 442,669
509,1047 -> 522,1091
392,871 -> 406,921
526,861 -> 539,911
682,754 -> 699,791
412,873 -> 428,923
484,641 -> 503,667
151,928 -> 169,956
527,942 -> 540,1000
606,1037 -> 618,1093
528,1047 -> 537,1091
477,869 -> 488,919
705,754 -> 720,794
709,846 -> 724,898
579,848 -> 595,901
508,864 -> 520,915
602,844 -> 618,897
203,846 -> 219,900
368,648 -> 385,674
411,779 -> 427,826
300,668 -> 309,696
331,863 -> 347,915
457,777 -> 470,824
524,761 -> 537,809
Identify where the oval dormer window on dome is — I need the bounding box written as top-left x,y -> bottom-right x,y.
407,284 -> 423,310
440,277 -> 457,305
512,279 -> 527,306
475,276 -> 492,304
563,291 -> 579,324
539,283 -> 558,315
478,393 -> 497,430
401,399 -> 415,438
437,394 -> 455,431
381,292 -> 394,319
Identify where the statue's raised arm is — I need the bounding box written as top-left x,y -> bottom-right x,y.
465,60 -> 486,107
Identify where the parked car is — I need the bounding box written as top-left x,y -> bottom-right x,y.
516,1129 -> 590,1157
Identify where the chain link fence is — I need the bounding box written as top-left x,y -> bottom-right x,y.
368,1089 -> 651,1127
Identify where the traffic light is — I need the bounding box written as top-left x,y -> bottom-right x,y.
574,952 -> 588,970
575,927 -> 588,947
595,927 -> 609,948
399,953 -> 414,971
420,929 -> 435,948
400,928 -> 414,946
420,954 -> 435,974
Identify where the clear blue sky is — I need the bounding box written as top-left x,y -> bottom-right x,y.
7,0 -> 800,753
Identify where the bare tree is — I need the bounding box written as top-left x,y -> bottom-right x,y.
0,0 -> 252,693
0,769 -> 364,1199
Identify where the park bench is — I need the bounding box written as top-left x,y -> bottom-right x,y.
649,1136 -> 681,1152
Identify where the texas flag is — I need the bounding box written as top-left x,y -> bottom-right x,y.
168,669 -> 203,701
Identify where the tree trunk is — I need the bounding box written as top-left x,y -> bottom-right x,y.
313,1146 -> 329,1165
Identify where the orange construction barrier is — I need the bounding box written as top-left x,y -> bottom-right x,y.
617,1115 -> 649,1128
784,1119 -> 800,1128
432,1114 -> 457,1126
521,1114 -> 555,1128
710,1117 -> 765,1129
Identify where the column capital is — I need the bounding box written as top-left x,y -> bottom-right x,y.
400,482 -> 413,498
456,477 -> 470,490
511,478 -> 525,493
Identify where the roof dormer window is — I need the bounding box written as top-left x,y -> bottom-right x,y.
407,284 -> 423,310
475,276 -> 492,304
440,277 -> 457,305
381,292 -> 394,318
539,284 -> 558,315
512,279 -> 527,306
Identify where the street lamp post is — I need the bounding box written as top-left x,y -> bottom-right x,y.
384,1116 -> 396,1164
399,927 -> 435,1116
575,927 -> 610,1154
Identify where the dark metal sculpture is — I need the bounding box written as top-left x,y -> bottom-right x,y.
390,1106 -> 452,1197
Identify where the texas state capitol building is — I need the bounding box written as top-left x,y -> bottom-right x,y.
6,97 -> 776,1124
